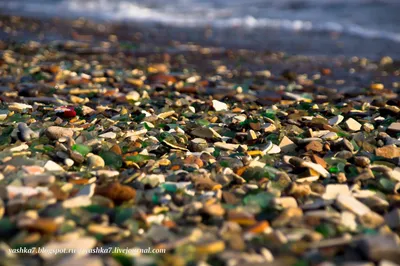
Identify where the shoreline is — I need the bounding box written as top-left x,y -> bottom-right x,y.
1,13 -> 400,60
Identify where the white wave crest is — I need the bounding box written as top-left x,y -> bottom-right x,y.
0,0 -> 399,43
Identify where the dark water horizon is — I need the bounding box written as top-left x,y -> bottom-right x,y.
1,0 -> 399,58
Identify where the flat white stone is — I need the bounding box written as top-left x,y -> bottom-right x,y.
188,106 -> 195,113
344,118 -> 361,131
44,160 -> 65,172
233,115 -> 247,123
392,168 -> 400,182
7,186 -> 49,198
212,99 -> 228,111
340,211 -> 357,231
141,174 -> 166,186
248,160 -> 266,169
302,161 -> 331,178
328,115 -> 344,126
273,197 -> 298,208
124,128 -> 148,137
158,110 -> 175,119
99,132 -> 117,139
321,132 -> 339,141
336,194 -> 371,216
9,143 -> 29,152
352,190 -> 376,198
279,136 -> 297,153
64,158 -> 74,167
88,224 -> 120,235
363,123 -> 374,131
93,170 -> 119,178
267,144 -> 281,154
312,130 -> 331,137
263,141 -> 281,154
214,142 -> 239,151
323,184 -> 350,200
62,196 -> 92,209
209,127 -> 222,138
8,102 -> 33,112
284,92 -> 308,101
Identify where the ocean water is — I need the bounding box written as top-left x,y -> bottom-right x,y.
1,0 -> 400,57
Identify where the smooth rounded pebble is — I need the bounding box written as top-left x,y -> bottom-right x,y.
45,126 -> 74,140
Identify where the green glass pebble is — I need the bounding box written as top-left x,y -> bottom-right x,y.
113,252 -> 133,266
362,228 -> 378,235
0,218 -> 16,237
58,222 -> 76,234
143,122 -> 152,130
8,113 -> 27,123
162,183 -> 177,193
346,166 -> 359,178
158,131 -> 172,142
133,113 -> 145,123
196,119 -> 210,126
298,102 -> 313,110
337,131 -> 350,138
99,150 -> 123,169
266,134 -> 279,144
157,123 -> 167,129
74,106 -> 83,116
43,145 -> 55,152
264,166 -> 279,179
213,148 -> 221,157
316,223 -> 336,238
379,178 -> 396,191
125,154 -> 153,163
115,208 -> 135,225
83,205 -> 109,214
243,192 -> 274,209
337,163 -> 346,172
86,124 -> 96,131
329,166 -> 339,173
152,194 -> 160,204
351,140 -> 360,151
0,135 -> 11,146
220,161 -> 229,167
262,110 -> 276,120
293,260 -> 309,266
72,144 -> 91,156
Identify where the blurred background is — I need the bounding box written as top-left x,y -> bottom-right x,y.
1,0 -> 399,58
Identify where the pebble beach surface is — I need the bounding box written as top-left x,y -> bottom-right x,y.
0,14 -> 400,266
